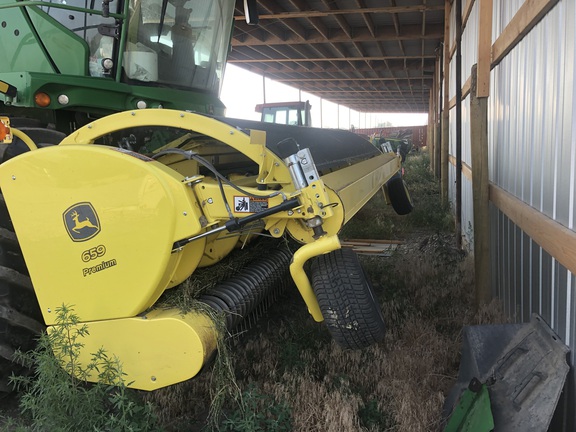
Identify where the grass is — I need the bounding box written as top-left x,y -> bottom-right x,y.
2,152 -> 508,431
3,305 -> 158,432
340,152 -> 453,240
145,152 -> 507,431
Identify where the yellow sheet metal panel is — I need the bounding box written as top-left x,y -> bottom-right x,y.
59,109 -> 293,186
321,153 -> 400,224
197,231 -> 239,268
49,308 -> 217,391
285,186 -> 344,243
0,145 -> 205,324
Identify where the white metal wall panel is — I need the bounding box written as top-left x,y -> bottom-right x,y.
449,104 -> 455,156
461,1 -> 479,85
491,0 -> 523,41
462,95 -> 471,166
449,46 -> 456,101
486,1 -> 576,428
448,94 -> 471,165
490,1 -> 574,220
451,0 -> 576,364
489,0 -> 575,328
447,2 -> 479,101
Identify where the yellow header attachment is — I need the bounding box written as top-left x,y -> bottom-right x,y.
0,108 -> 403,389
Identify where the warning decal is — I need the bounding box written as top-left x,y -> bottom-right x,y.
234,196 -> 269,213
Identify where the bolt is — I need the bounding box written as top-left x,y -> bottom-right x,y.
273,228 -> 280,235
318,203 -> 323,208
87,124 -> 92,129
11,175 -> 15,180
183,211 -> 188,216
229,130 -> 234,135
287,210 -> 294,216
315,194 -> 320,198
131,111 -> 136,116
207,198 -> 213,204
180,113 -> 185,117
301,158 -> 308,165
275,162 -> 280,166
47,308 -> 51,313
151,376 -> 156,382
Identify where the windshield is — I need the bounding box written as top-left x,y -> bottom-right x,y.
127,0 -> 234,93
262,107 -> 305,126
38,0 -> 234,94
38,0 -> 119,77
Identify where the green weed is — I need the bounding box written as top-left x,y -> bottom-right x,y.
220,384 -> 292,432
8,304 -> 158,432
341,152 -> 452,241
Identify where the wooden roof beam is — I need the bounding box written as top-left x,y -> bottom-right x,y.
228,55 -> 436,63
233,5 -> 445,20
232,24 -> 444,46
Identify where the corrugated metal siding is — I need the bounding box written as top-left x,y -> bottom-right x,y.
461,2 -> 479,84
491,0 -> 523,41
489,0 -> 575,319
452,2 -> 576,426
485,1 -> 576,429
450,0 -> 576,343
448,0 -> 475,246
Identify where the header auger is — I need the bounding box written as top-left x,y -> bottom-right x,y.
0,109 -> 412,391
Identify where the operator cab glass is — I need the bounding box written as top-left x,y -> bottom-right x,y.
39,0 -> 234,95
37,0 -> 119,77
262,107 -> 305,126
127,0 -> 234,94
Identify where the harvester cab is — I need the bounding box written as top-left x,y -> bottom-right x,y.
0,0 -> 238,132
0,0 -> 414,393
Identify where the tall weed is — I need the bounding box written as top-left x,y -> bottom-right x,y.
9,304 -> 158,432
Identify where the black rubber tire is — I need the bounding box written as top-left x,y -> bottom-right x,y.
3,127 -> 65,163
310,248 -> 385,349
386,176 -> 414,215
0,195 -> 44,394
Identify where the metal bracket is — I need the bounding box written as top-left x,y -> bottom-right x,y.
284,148 -> 320,190
98,23 -> 120,38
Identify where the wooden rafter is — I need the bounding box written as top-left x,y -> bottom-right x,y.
231,0 -> 445,113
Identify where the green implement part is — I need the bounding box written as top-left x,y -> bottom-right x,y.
443,378 -> 494,432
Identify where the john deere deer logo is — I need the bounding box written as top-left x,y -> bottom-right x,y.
63,202 -> 101,242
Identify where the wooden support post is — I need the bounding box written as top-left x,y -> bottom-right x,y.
470,64 -> 491,307
471,0 -> 493,308
441,0 -> 451,204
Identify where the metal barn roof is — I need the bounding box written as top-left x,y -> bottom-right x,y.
231,0 -> 445,113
